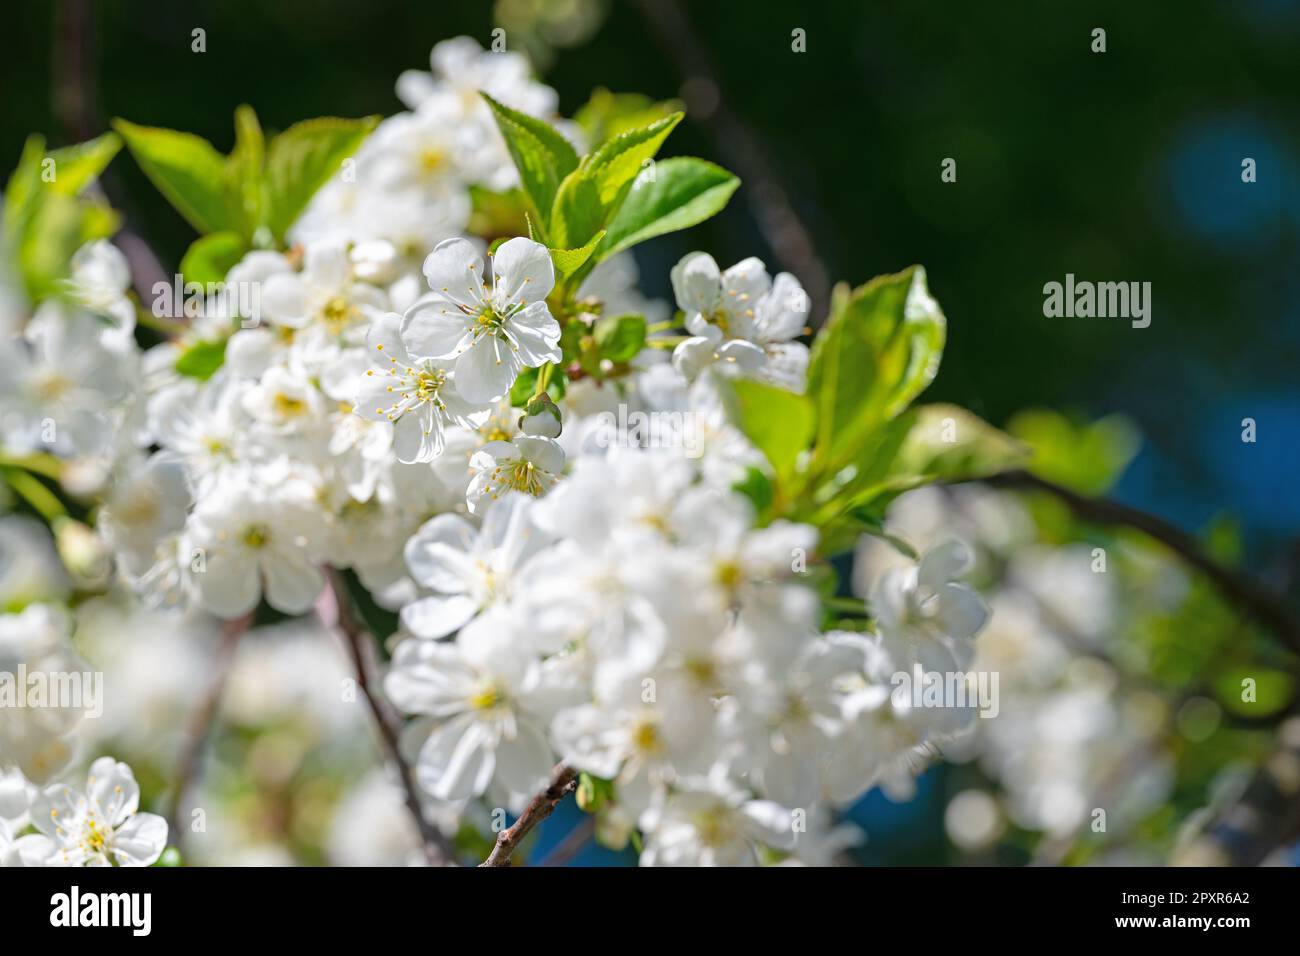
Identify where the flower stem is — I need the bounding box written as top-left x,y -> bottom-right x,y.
533,362 -> 554,397
0,467 -> 66,521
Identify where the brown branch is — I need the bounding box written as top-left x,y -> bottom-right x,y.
975,470 -> 1300,657
631,0 -> 832,321
479,765 -> 578,867
166,610 -> 252,846
325,568 -> 456,866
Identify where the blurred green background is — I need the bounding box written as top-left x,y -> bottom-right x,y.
4,0 -> 1297,544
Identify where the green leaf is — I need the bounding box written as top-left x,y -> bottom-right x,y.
4,134 -> 122,301
174,338 -> 227,380
113,118 -> 242,234
481,93 -> 578,235
892,404 -> 1029,481
2,135 -> 47,242
180,231 -> 248,286
45,132 -> 122,196
549,230 -> 605,278
582,112 -> 682,207
228,105 -> 266,238
263,115 -> 378,242
550,112 -> 683,249
7,138 -> 120,302
573,89 -> 682,148
731,379 -> 816,484
733,466 -> 775,514
24,201 -> 120,301
1007,409 -> 1139,496
549,170 -> 603,250
593,313 -> 646,362
597,157 -> 739,260
807,266 -> 946,474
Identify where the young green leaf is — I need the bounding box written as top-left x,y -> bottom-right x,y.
731,379 -> 816,485
180,231 -> 248,286
573,89 -> 682,148
263,115 -> 378,242
582,112 -> 682,207
807,266 -> 946,473
597,157 -> 739,260
481,93 -> 578,235
112,119 -> 242,234
1006,409 -> 1139,495
732,465 -> 775,515
173,338 -> 228,380
228,105 -> 266,238
893,404 -> 1029,481
549,169 -> 603,250
593,313 -> 647,362
549,112 -> 683,249
45,133 -> 122,197
549,230 -> 606,278
4,135 -> 121,301
2,135 -> 48,241
18,193 -> 120,301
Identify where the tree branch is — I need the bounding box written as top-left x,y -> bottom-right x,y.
479,765 -> 578,867
324,568 -> 456,866
166,610 -> 251,846
631,0 -> 832,321
974,470 -> 1300,657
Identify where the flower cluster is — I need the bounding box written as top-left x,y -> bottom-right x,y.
385,451 -> 987,862
6,758 -> 167,867
0,33 -> 1002,866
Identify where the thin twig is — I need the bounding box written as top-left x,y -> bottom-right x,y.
325,568 -> 456,866
166,611 -> 252,846
480,765 -> 578,867
973,470 -> 1300,656
631,0 -> 832,321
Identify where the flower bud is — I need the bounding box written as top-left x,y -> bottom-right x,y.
520,394 -> 562,439
53,517 -> 111,590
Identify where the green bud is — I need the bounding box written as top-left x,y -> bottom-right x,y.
520,393 -> 563,438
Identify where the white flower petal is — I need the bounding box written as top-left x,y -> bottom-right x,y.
400,593 -> 480,639
422,238 -> 487,309
491,237 -> 555,305
401,297 -> 471,359
455,336 -> 517,403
